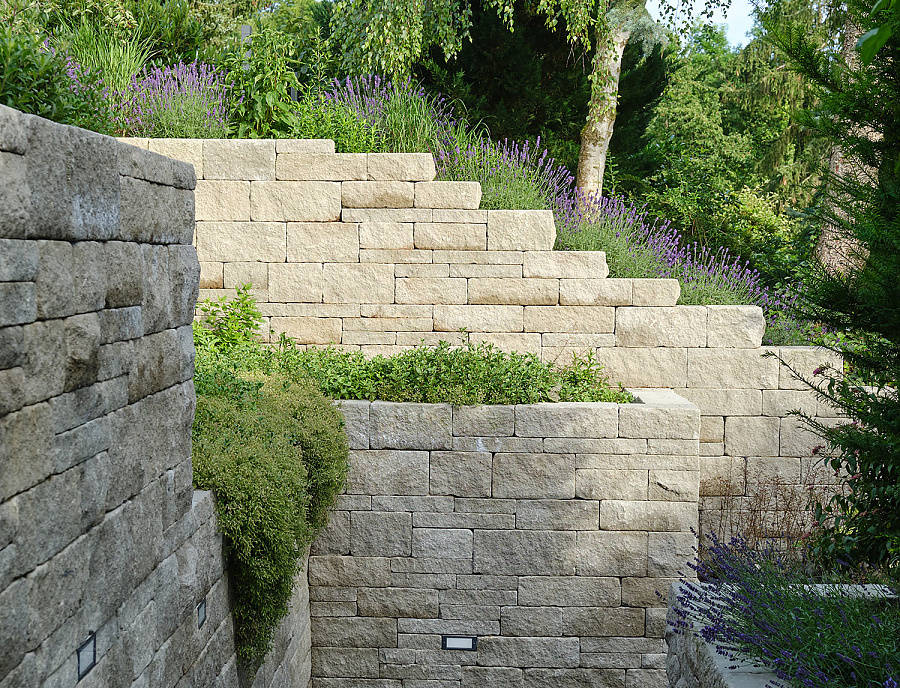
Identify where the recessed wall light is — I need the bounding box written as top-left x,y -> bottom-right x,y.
197,597 -> 207,629
441,635 -> 477,651
77,633 -> 96,680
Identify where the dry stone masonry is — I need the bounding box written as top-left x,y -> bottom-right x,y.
120,137 -> 844,542
310,391 -> 700,688
1,109 -> 310,688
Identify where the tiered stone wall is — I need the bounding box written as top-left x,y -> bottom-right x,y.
119,137 -> 842,539
1,110 -> 310,688
309,391 -> 700,688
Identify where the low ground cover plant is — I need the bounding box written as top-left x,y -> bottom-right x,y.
670,534 -> 899,688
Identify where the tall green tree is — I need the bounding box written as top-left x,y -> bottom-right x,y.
768,0 -> 900,570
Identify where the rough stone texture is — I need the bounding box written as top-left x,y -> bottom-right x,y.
487,210 -> 556,251
2,114 -> 311,688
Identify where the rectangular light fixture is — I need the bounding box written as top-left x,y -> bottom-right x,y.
197,597 -> 207,629
77,633 -> 96,680
441,635 -> 477,651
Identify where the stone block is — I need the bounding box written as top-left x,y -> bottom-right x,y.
562,607 -> 646,637
252,181 -> 342,221
433,209 -> 488,223
396,278 -> 467,304
360,222 -> 414,250
776,346 -> 843,390
276,139 -> 335,154
596,348 -> 688,388
0,367 -> 24,415
461,667 -> 523,688
430,451 -> 492,497
414,512 -> 514,529
700,416 -> 724,443
308,556 -> 391,587
391,558 -> 473,574
514,499 -> 598,530
0,282 -> 35,327
168,244 -> 200,327
468,333 -> 542,355
121,176 -> 194,244
473,530 -> 576,575
434,305 -> 523,332
779,416 -> 833,457
452,405 -> 514,437
675,388 -> 762,416
450,263 -> 522,278
0,104 -> 26,153
360,249 -> 435,265
559,279 -> 632,306
64,126 -> 120,239
147,138 -> 203,178
524,251 -> 608,279
477,637 -> 580,668
0,151 -> 30,239
515,403 -> 618,438
103,242 -> 143,308
357,587 -> 439,619
350,511 -> 412,556
128,329 -> 182,401
0,325 -> 25,372
576,531 -> 648,576
647,532 -> 695,576
336,399 -> 370,449
415,181 -> 481,209
277,153 -> 367,181
324,263 -> 394,304
346,208 -> 434,224
194,180 -> 250,221
616,307 -> 707,348
624,669 -> 667,688
62,312 -> 101,392
454,436 -> 541,453
312,648 -> 380,678
343,181 -> 414,208
288,222 -> 359,262
412,528 -> 473,559
467,278 -> 558,305
621,577 -> 678,608
487,210 -> 555,250
581,638 -> 665,654
0,402 -> 53,501
597,501 -> 697,532
396,263 -> 449,278
311,511 -> 350,556
435,250 -> 525,265
441,603 -> 501,620
687,349 -> 779,389
414,223 -> 486,250
524,306 -> 614,333
500,606 -> 563,636
311,617 -> 397,648
761,389 -> 817,417
575,469 -> 648,501
368,153 -> 436,181
370,402 -> 452,450
223,261 -> 267,290
648,470 -> 699,501
724,416 -> 780,457
700,456 -> 746,496
140,244 -> 172,334
269,262 -> 324,303
373,495 -> 454,512
346,450 -> 430,495
34,239 -> 74,319
491,453 -> 575,499
707,305 -> 765,348
631,279 -> 680,306
203,139 -> 274,180
0,239 -> 37,282
645,607 -> 668,638
618,404 -> 699,440
518,576 -> 619,608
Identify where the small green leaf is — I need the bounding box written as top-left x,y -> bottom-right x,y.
857,25 -> 892,64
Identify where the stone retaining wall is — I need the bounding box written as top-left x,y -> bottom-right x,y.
311,391 -> 701,688
118,137 -> 843,543
1,109 -> 310,688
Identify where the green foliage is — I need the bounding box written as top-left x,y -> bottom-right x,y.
0,2 -> 112,132
192,288 -> 348,663
765,0 -> 900,570
56,19 -> 152,92
271,338 -> 633,405
222,26 -> 304,138
126,0 -> 208,66
292,97 -> 379,153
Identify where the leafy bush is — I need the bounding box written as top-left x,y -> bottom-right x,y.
671,534 -> 899,688
292,97 -> 379,153
0,3 -> 112,132
192,287 -> 348,663
56,18 -> 152,93
270,338 -> 633,405
127,0 -> 208,66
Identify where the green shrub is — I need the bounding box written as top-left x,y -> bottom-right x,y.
192,288 -> 348,663
292,97 -> 379,153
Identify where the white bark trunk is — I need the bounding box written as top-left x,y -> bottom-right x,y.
576,28 -> 630,198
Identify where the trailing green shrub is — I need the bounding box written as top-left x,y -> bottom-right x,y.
192,289 -> 348,663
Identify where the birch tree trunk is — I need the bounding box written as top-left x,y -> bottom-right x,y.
576,27 -> 630,197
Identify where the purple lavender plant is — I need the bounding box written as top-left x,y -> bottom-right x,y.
671,533 -> 899,688
121,61 -> 230,138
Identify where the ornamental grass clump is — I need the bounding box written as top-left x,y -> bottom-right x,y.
671,533 -> 899,688
122,60 -> 229,137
